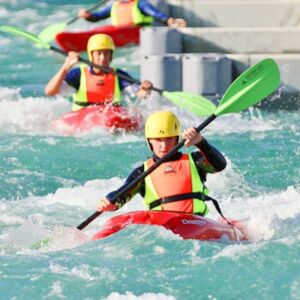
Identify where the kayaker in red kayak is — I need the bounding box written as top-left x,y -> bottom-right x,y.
78,0 -> 186,28
45,33 -> 153,111
97,111 -> 227,215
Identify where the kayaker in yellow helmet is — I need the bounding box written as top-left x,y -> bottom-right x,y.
97,111 -> 227,214
45,33 -> 153,111
78,0 -> 186,28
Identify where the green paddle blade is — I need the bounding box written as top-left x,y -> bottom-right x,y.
0,25 -> 50,49
163,91 -> 217,117
30,238 -> 52,250
215,58 -> 280,116
37,22 -> 67,43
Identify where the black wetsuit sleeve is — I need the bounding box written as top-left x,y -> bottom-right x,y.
192,138 -> 227,181
105,165 -> 145,207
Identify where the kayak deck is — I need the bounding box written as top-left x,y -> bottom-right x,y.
50,105 -> 142,134
92,211 -> 249,242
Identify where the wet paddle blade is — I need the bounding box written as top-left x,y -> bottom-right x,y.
163,91 -> 217,117
215,58 -> 280,116
0,25 -> 50,49
30,238 -> 52,250
37,22 -> 67,42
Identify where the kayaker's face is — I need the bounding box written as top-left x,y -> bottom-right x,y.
149,137 -> 178,158
91,49 -> 112,68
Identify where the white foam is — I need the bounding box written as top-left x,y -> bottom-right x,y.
206,158 -> 255,200
43,178 -> 125,210
6,217 -> 49,249
0,87 -> 146,138
211,186 -> 300,244
0,7 -> 9,17
0,214 -> 25,225
36,226 -> 89,252
46,281 -> 65,299
0,36 -> 10,47
0,87 -> 70,134
49,262 -> 95,281
202,109 -> 280,136
104,292 -> 176,300
212,242 -> 267,261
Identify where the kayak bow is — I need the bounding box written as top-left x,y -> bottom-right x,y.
50,105 -> 142,134
92,211 -> 249,242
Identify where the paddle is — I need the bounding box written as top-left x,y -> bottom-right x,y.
77,57 -> 281,230
0,25 -> 216,117
38,1 -> 108,43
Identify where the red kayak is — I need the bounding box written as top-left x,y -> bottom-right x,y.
92,211 -> 249,242
50,105 -> 142,134
55,24 -> 141,52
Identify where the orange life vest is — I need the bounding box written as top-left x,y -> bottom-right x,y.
72,65 -> 121,111
111,0 -> 153,26
144,154 -> 208,215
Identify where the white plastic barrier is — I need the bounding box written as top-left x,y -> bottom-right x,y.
182,54 -> 232,96
141,54 -> 182,91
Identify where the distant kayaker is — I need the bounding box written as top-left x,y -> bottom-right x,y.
97,111 -> 227,215
45,33 -> 153,111
77,0 -> 186,28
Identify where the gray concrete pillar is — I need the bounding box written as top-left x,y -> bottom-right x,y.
140,27 -> 182,55
141,54 -> 182,91
182,54 -> 232,96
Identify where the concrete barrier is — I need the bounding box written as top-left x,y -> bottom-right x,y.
141,54 -> 182,91
138,1 -> 300,109
140,27 -> 182,55
182,54 -> 232,95
140,53 -> 300,110
167,0 -> 300,27
180,27 -> 300,54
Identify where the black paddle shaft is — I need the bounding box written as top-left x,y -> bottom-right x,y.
77,114 -> 217,230
49,46 -> 164,94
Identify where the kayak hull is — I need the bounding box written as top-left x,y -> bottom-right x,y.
50,105 -> 141,134
92,211 -> 249,242
55,25 -> 140,52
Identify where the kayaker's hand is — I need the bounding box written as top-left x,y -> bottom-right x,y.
63,52 -> 79,71
78,8 -> 92,19
97,197 -> 118,212
136,80 -> 153,99
182,127 -> 203,147
167,17 -> 187,28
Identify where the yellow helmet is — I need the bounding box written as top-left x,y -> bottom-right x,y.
145,111 -> 181,139
87,33 -> 115,61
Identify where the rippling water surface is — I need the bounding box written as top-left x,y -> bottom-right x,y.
0,1 -> 299,299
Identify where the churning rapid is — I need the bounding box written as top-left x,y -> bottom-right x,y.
0,1 -> 299,299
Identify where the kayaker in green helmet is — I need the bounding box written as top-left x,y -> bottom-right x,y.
78,0 -> 186,28
97,110 -> 227,215
45,33 -> 153,111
